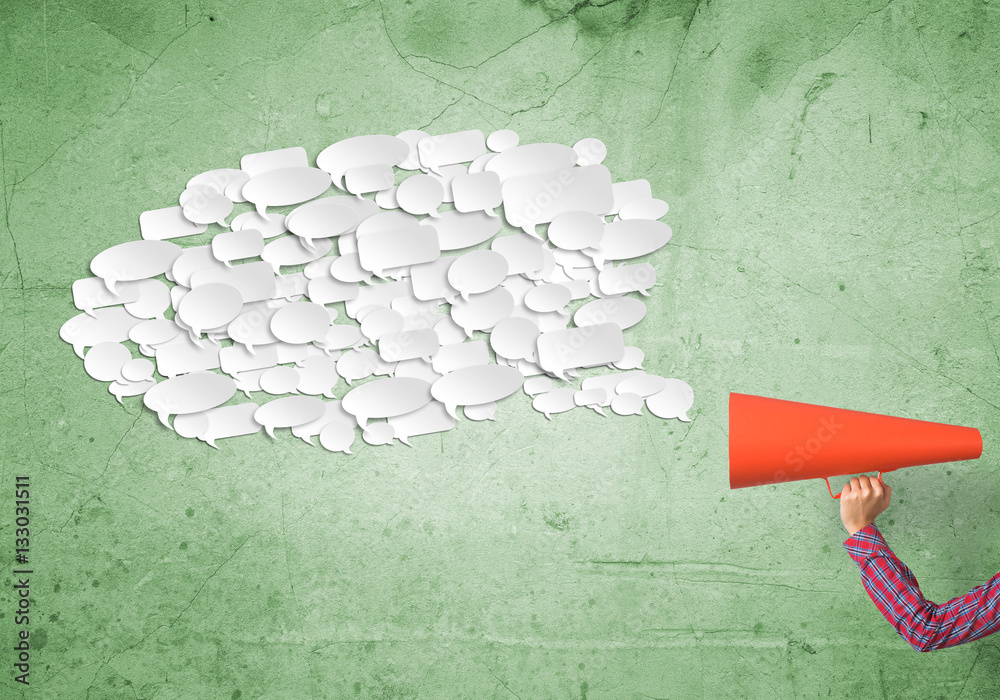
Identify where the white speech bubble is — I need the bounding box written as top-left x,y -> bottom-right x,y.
83,342 -> 132,382
345,163 -> 395,196
171,245 -> 226,287
307,275 -> 359,305
295,355 -> 339,398
573,137 -> 607,166
447,250 -> 508,300
450,286 -> 514,337
547,210 -> 604,251
121,357 -> 155,383
330,253 -> 373,285
318,325 -> 366,353
524,245 -> 557,282
536,323 -> 625,379
362,421 -> 396,446
356,211 -> 418,237
464,402 -> 497,421
241,146 -> 309,177
182,189 -> 233,227
613,346 -> 644,370
430,364 -> 523,419
619,197 -> 669,221
253,395 -> 326,438
72,277 -> 141,316
154,335 -> 222,378
429,210 -> 502,251
139,205 -> 207,241
489,316 -> 540,362
60,308 -> 143,358
336,348 -> 384,384
645,379 -> 694,422
616,373 -> 666,398
319,421 -> 357,453
531,387 -> 576,420
573,295 -> 646,330
589,219 -> 671,268
90,240 -> 183,294
232,368 -> 268,397
524,283 -> 571,314
269,302 -> 330,344
292,399 -> 355,444
109,378 -> 156,404
183,403 -> 262,448
220,341 -> 279,377
230,211 -> 288,238
418,130 -> 486,174
190,261 -> 276,303
522,376 -> 552,396
485,143 -> 577,182
188,168 -> 250,201
611,392 -> 644,416
304,257 -> 334,280
375,185 -> 399,209
258,363 -> 300,394
574,387 -> 607,415
212,229 -> 264,265
317,135 -> 409,189
378,328 -> 440,363
393,358 -> 442,385
261,235 -> 333,274
242,167 -> 331,218
387,401 -> 455,446
341,376 -> 432,429
486,129 -> 519,153
176,410 -> 218,439
123,279 -> 171,320
286,198 -> 359,248
143,371 -> 236,428
609,179 -> 653,215
357,225 -> 440,278
431,340 -> 488,375
226,305 -> 281,352
177,283 -> 243,339
361,308 -> 404,341
598,263 -> 656,297
409,256 -> 456,302
396,130 -> 429,171
274,272 -> 309,301
429,164 -> 466,203
129,318 -> 182,349
502,165 -> 614,236
491,233 -> 544,275
469,151 -> 497,174
396,174 -> 444,217
452,171 -> 501,217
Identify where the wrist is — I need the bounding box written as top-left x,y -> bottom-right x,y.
846,521 -> 873,537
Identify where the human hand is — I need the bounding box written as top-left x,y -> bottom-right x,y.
840,475 -> 891,537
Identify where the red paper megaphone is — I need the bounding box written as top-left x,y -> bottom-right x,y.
729,392 -> 983,498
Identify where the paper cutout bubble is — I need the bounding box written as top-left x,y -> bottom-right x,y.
613,346 -> 644,370
320,421 -> 357,453
317,135 -> 409,189
73,277 -> 141,316
486,129 -> 519,152
121,358 -> 156,383
388,401 -> 455,446
531,388 -> 576,420
430,210 -> 502,251
242,166 -> 331,218
396,174 -> 445,217
270,302 -> 331,345
177,283 -> 243,340
452,171 -> 502,217
489,317 -> 540,362
254,395 -> 326,438
619,197 -> 669,221
61,308 -> 143,358
418,129 -> 486,174
536,323 -> 625,380
485,143 -> 577,182
522,376 -> 552,396
143,371 -> 237,428
91,240 -> 183,294
464,402 -> 497,421
84,342 -> 132,382
241,146 -> 308,177
611,392 -> 644,416
598,263 -> 656,297
447,250 -> 508,300
573,137 -> 607,166
293,400 -> 355,444
363,421 -> 396,446
140,205 -> 207,241
431,364 -> 523,419
645,378 -> 694,422
341,376 -> 432,429
548,211 -> 604,251
450,286 -> 514,337
260,366 -> 301,395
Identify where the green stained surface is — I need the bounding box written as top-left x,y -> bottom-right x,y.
2,0 -> 1000,697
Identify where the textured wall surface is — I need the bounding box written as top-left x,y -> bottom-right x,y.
3,0 -> 1000,697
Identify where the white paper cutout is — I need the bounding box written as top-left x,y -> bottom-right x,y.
548,210 -> 604,251
60,308 -> 143,358
212,229 -> 265,265
610,180 -> 652,215
379,329 -> 439,362
450,286 -> 514,337
73,277 -> 141,316
363,421 -> 396,446
417,130 -> 486,174
188,168 -> 250,203
177,283 -> 244,340
331,253 -> 374,285
123,279 -> 171,320
452,171 -> 502,217
357,224 -> 440,278
317,135 -> 409,189
90,240 -> 183,294
320,421 -> 357,453
485,143 -> 577,182
619,197 -> 669,221
396,174 -> 445,217
345,163 -> 395,196
611,392 -> 644,416
644,378 -> 694,421
261,235 -> 333,273
536,323 -> 625,380
430,210 -> 502,251
430,364 -> 523,419
121,358 -> 155,383
447,250 -> 508,300
109,378 -> 156,404
83,342 -> 132,382
573,138 -> 607,166
524,283 -> 571,314
296,355 -> 339,398
375,186 -> 399,209
270,302 -> 331,344
502,164 -> 614,237
260,366 -> 301,395
254,395 -> 326,437
140,206 -> 207,241
616,373 -> 666,398
598,262 -> 656,297
589,219 -> 672,268
464,402 -> 497,421
387,401 -> 455,445
342,376 -> 432,429
574,388 -> 607,415
613,346 -> 645,370
431,340 -> 488,375
531,388 -> 577,419
241,147 -> 309,177
522,376 -> 553,396
143,371 -> 236,427
242,166 -> 331,218
129,318 -> 182,350
190,260 -> 276,303
486,129 -> 519,153
181,188 -> 233,227
231,212 -> 287,238
573,295 -> 646,330
155,335 -> 222,378
294,400 -> 355,444
176,403 -> 261,448
429,164 -> 466,203
489,317 -> 540,362
396,130 -> 429,171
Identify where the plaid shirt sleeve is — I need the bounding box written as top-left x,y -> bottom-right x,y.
844,522 -> 1000,651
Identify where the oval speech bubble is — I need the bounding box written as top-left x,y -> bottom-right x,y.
254,395 -> 327,438
90,240 -> 183,294
143,371 -> 237,428
242,167 -> 331,218
430,364 -> 523,419
341,376 -> 433,429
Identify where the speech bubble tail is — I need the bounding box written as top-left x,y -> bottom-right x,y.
543,412 -> 552,421
73,343 -> 86,359
217,218 -> 230,229
241,389 -> 252,399
639,288 -> 651,297
461,291 -> 470,301
300,436 -> 315,446
398,436 -> 413,447
522,224 -> 541,239
205,437 -> 220,450
83,307 -> 98,318
302,238 -> 318,252
486,208 -> 499,218
223,260 -> 233,268
113,391 -> 124,405
265,425 -> 276,439
357,417 -> 369,430
157,411 -> 171,429
323,390 -> 337,399
591,406 -> 606,417
445,404 -> 459,421
256,202 -> 269,219
463,327 -> 473,339
103,277 -> 118,295
679,412 -> 691,423
341,447 -> 353,455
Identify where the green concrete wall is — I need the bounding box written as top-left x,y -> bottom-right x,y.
2,0 -> 999,697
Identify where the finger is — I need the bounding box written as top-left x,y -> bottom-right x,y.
849,477 -> 861,491
870,477 -> 883,498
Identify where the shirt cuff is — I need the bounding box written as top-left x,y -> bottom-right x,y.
843,522 -> 888,566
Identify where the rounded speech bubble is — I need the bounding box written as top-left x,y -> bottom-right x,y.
463,402 -> 497,421
486,129 -> 519,153
619,197 -> 669,221
124,279 -> 171,320
121,358 -> 156,383
489,316 -> 540,362
317,135 -> 409,189
341,376 -> 433,429
430,364 -> 523,419
83,342 -> 132,382
531,387 -> 577,420
254,395 -> 326,438
61,307 -> 143,359
242,166 -> 331,218
429,210 -> 502,251
177,283 -> 244,340
260,366 -> 300,395
361,307 -> 404,342
396,174 -> 444,217
524,283 -> 571,314
645,378 -> 694,422
285,198 -> 359,248
296,355 -> 339,397
319,421 -> 356,454
90,240 -> 183,294
547,210 -> 604,251
143,371 -> 237,428
270,302 -> 331,345
450,286 -> 514,337
611,392 -> 644,416
447,250 -> 508,300
362,421 -> 396,446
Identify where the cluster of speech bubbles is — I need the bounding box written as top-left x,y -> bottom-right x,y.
61,128 -> 694,453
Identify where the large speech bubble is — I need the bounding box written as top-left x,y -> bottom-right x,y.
430,364 -> 523,419
242,166 -> 331,218
341,376 -> 432,429
317,135 -> 409,189
90,240 -> 183,294
143,371 -> 237,428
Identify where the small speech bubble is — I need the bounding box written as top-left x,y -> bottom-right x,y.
345,163 -> 395,196
90,240 -> 183,294
611,392 -> 644,416
139,205 -> 207,241
589,219 -> 672,268
378,328 -> 440,363
123,279 -> 171,320
464,401 -> 497,421
212,229 -> 265,265
429,210 -> 502,251
410,256 -> 456,302
154,335 -> 222,378
230,211 -> 288,239
270,302 -> 331,345
143,371 -> 237,428
261,236 -> 334,274
616,374 -> 666,398
120,358 -> 155,383
430,364 -> 523,419
574,387 -> 607,415
598,263 -> 656,297
242,166 -> 331,218
447,250 -> 508,300
450,286 -> 514,337
295,355 -> 339,398
260,366 -> 300,395
619,197 -> 669,221
489,316 -> 540,362
194,403 -> 262,448
486,129 -> 519,153
307,276 -> 359,305
317,325 -> 366,353
317,135 -> 409,189
452,171 -> 501,217
285,198 -> 359,249
547,210 -> 604,251
417,130 -> 486,174
395,130 -> 429,171
356,225 -> 440,279
396,174 -> 445,217
613,346 -> 644,370
60,308 -> 143,358
645,378 -> 694,422
522,376 -> 552,396
341,376 -> 432,429
573,296 -> 646,331
319,421 -> 357,453
83,342 -> 132,382
524,283 -> 571,314
292,399 -> 355,444
485,142 -> 577,182
109,378 -> 156,404
181,188 -> 234,227
573,137 -> 607,166
536,323 -> 625,380
73,277 -> 141,316
491,233 -> 545,275
387,401 -> 455,446
188,167 -> 251,202
531,387 -> 577,420
177,283 -> 244,340
226,305 -> 280,353
431,340 -> 488,375
362,421 -> 396,446
336,348 -> 383,384
330,253 -> 374,285
253,395 -> 327,438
